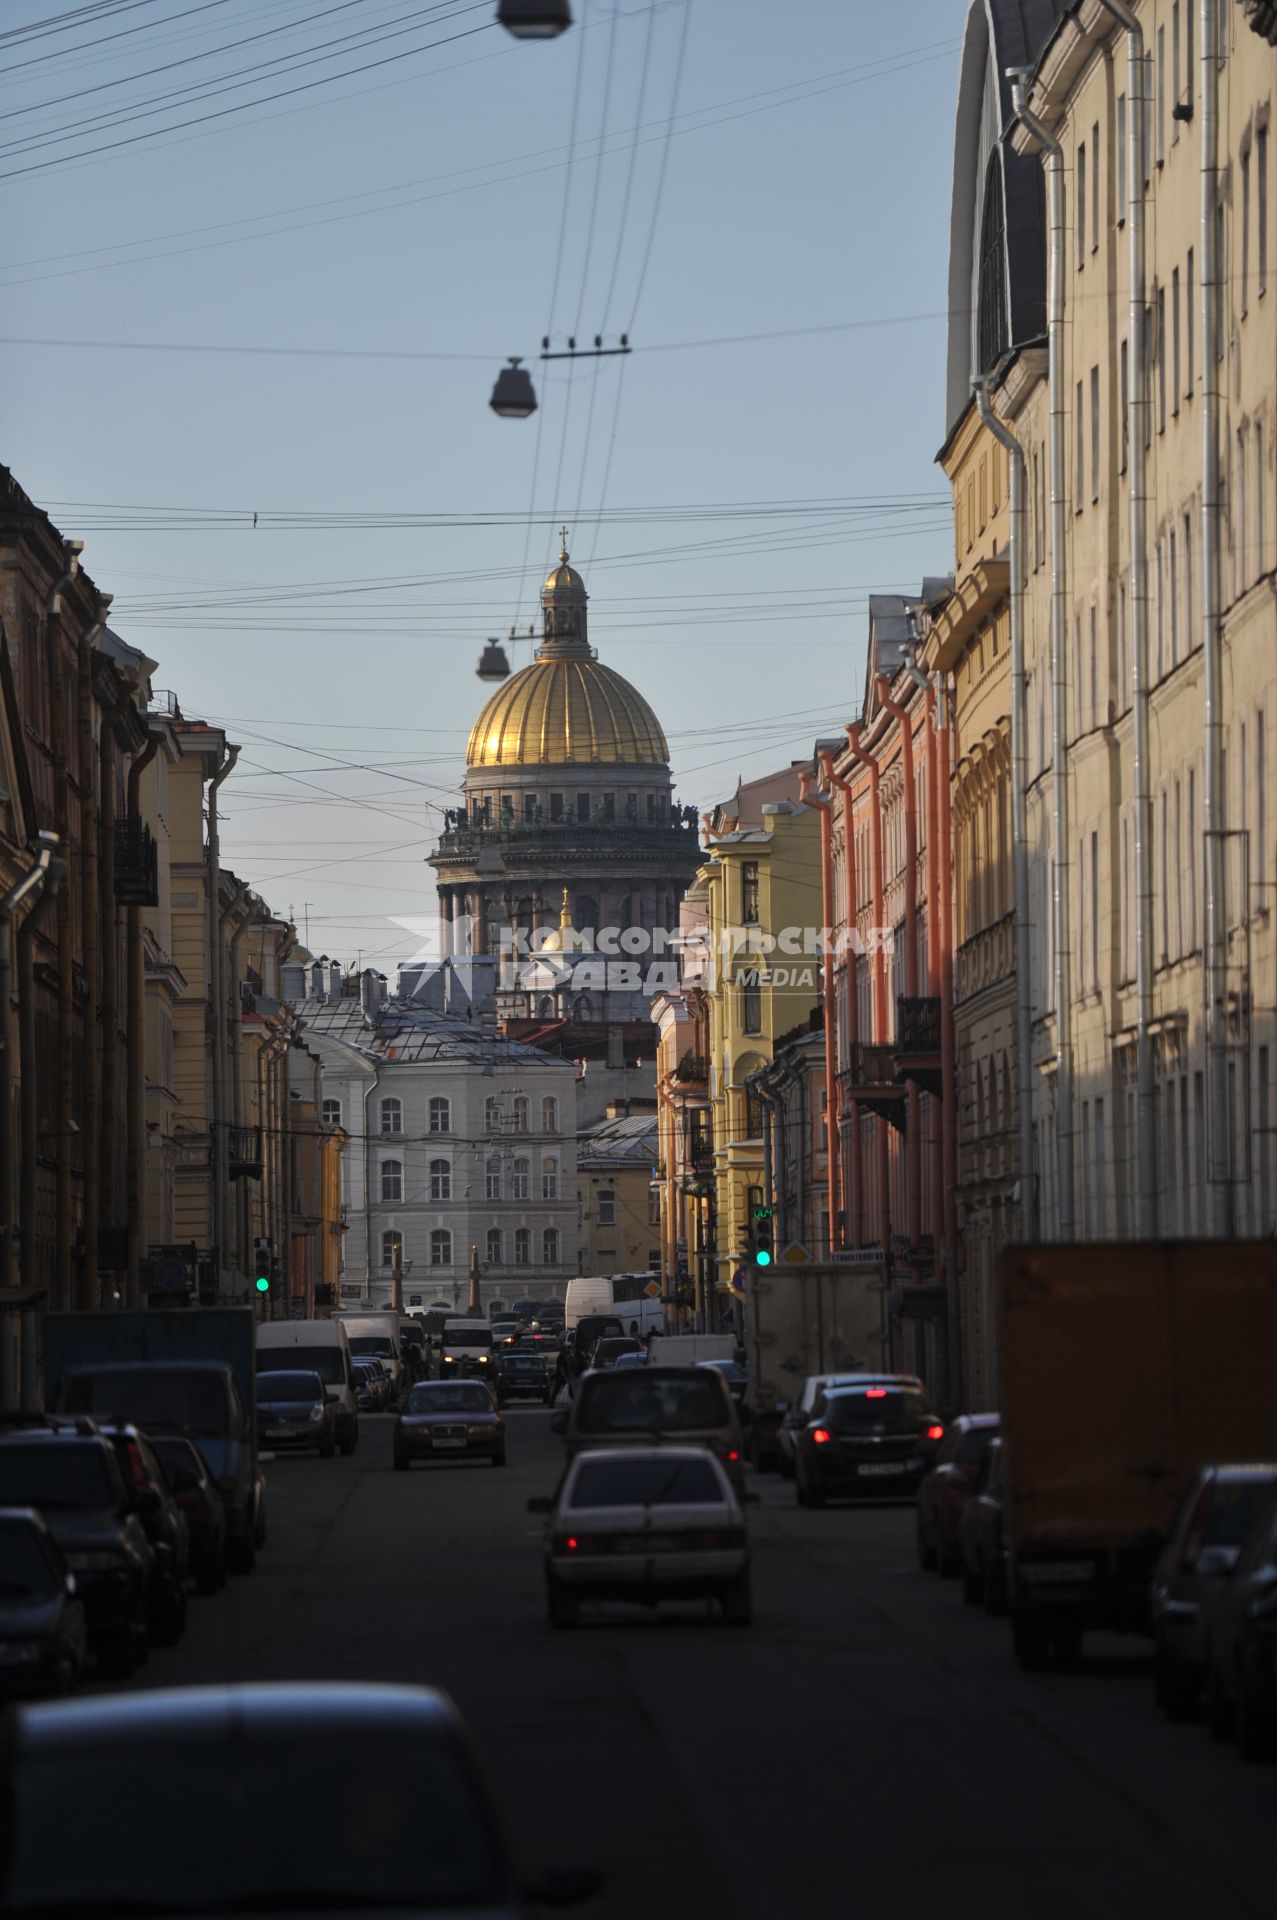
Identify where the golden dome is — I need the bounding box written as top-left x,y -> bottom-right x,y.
543,557 -> 586,597
466,655 -> 669,768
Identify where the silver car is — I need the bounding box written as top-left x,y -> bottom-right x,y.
1151,1463 -> 1277,1720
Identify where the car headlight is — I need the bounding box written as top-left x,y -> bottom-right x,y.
308,1405 -> 325,1422
67,1549 -> 130,1572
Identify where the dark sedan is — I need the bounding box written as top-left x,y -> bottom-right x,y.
149,1435 -> 227,1595
96,1423 -> 189,1647
916,1413 -> 1000,1576
794,1385 -> 944,1507
394,1383 -> 506,1470
0,1509 -> 87,1700
495,1352 -> 553,1407
256,1370 -> 336,1458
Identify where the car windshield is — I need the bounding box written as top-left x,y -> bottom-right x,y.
576,1375 -> 727,1435
570,1458 -> 724,1508
406,1386 -> 491,1416
2,1734 -> 506,1913
444,1329 -> 492,1350
256,1374 -> 322,1405
1205,1482 -> 1277,1548
258,1346 -> 345,1386
0,1525 -> 60,1597
958,1426 -> 998,1466
62,1368 -> 230,1438
0,1445 -> 116,1511
824,1390 -> 931,1434
348,1336 -> 395,1358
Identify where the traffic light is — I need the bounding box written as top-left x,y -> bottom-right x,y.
254,1238 -> 272,1296
750,1204 -> 774,1268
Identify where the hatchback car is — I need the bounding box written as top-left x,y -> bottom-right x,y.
96,1422 -> 190,1645
532,1447 -> 752,1628
394,1383 -> 506,1469
916,1413 -> 1000,1576
0,1684 -> 600,1916
551,1366 -> 744,1494
1151,1464 -> 1277,1722
256,1370 -> 336,1458
0,1508 -> 88,1700
794,1384 -> 943,1506
777,1372 -> 925,1478
1204,1488 -> 1277,1759
149,1435 -> 227,1595
959,1435 -> 1007,1612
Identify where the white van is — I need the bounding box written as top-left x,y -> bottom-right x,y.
563,1277 -> 614,1331
647,1334 -> 737,1368
333,1311 -> 403,1393
438,1318 -> 496,1384
256,1320 -> 358,1454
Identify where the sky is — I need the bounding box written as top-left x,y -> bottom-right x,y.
2,0 -> 965,975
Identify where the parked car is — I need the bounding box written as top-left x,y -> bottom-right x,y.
610,1351 -> 648,1372
550,1366 -> 745,1494
1205,1488 -> 1277,1758
148,1435 -> 227,1595
777,1372 -> 925,1478
352,1357 -> 384,1412
531,1446 -> 752,1629
1150,1464 -> 1277,1721
0,1508 -> 88,1699
960,1435 -> 1007,1612
255,1370 -> 337,1458
96,1422 -> 190,1645
0,1684 -> 601,1916
794,1384 -> 943,1508
495,1350 -> 554,1407
394,1382 -> 506,1470
916,1413 -> 1001,1575
0,1416 -> 153,1678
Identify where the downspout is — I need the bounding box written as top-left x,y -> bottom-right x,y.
207,744 -> 240,1286
973,383 -> 1038,1237
846,723 -> 892,1252
221,883 -> 251,1274
364,1055 -> 383,1302
932,671 -> 962,1407
77,594 -> 112,1309
0,834 -> 59,1290
876,677 -> 922,1247
903,655 -> 944,1241
1200,0 -> 1231,1236
821,751 -> 863,1245
98,708 -> 121,1269
1011,69 -> 1075,1237
797,771 -> 840,1254
124,734 -> 161,1306
17,852 -> 65,1406
47,540 -> 82,1312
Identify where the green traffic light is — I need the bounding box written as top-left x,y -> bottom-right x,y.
255,1276 -> 271,1293
755,1249 -> 772,1267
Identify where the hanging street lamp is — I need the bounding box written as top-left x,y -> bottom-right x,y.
489,357 -> 537,419
497,0 -> 571,38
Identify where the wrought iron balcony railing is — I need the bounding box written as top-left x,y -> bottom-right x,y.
895,996 -> 941,1054
114,817 -> 159,907
228,1125 -> 263,1180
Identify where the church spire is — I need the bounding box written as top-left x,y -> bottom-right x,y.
539,530 -> 590,658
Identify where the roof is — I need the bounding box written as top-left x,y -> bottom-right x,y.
577,1113 -> 659,1168
293,994 -> 575,1070
466,654 -> 668,769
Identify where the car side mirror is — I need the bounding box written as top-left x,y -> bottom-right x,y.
549,1411 -> 568,1437
521,1868 -> 603,1909
527,1496 -> 553,1514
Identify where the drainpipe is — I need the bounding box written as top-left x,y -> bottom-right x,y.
221,882 -> 251,1274
797,771 -> 840,1253
0,834 -> 60,1299
1200,0 -> 1231,1237
207,744 -> 240,1287
973,383 -> 1038,1238
903,654 -> 944,1245
76,594 -> 112,1310
931,671 -> 962,1407
1011,68 -> 1075,1237
98,710 -> 121,1269
124,734 -> 161,1306
846,723 -> 892,1252
47,541 -> 82,1311
876,677 -> 922,1247
820,750 -> 863,1245
18,853 -> 65,1292
1099,0 -> 1157,1247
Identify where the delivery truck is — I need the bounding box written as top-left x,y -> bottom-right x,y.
998,1241 -> 1277,1671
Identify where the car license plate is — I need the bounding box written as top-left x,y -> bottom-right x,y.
858,1461 -> 911,1477
431,1437 -> 466,1449
263,1429 -> 289,1442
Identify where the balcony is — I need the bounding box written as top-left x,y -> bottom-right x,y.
228,1125 -> 263,1180
894,995 -> 942,1097
114,817 -> 159,907
433,810 -> 702,860
672,1051 -> 708,1087
841,1043 -> 906,1132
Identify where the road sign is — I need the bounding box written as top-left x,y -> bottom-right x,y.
154,1254 -> 189,1293
644,1279 -> 662,1298
780,1242 -> 810,1266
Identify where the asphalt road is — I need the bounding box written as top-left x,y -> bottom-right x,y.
100,1409 -> 1271,1920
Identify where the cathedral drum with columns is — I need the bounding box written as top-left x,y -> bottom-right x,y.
430,540 -> 701,1025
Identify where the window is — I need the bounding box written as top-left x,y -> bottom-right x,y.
1120,337 -> 1130,473
1172,3 -> 1181,139
1188,768 -> 1198,946
380,1160 -> 402,1203
512,1158 -> 530,1201
541,1228 -> 560,1266
976,154 -> 1008,371
741,861 -> 760,925
596,1189 -> 616,1226
1157,25 -> 1166,165
429,1158 -> 451,1202
1172,266 -> 1181,414
485,1155 -> 501,1201
429,1229 -> 451,1267
512,1095 -> 529,1132
1186,246 -> 1195,394
321,1098 -> 341,1127
1089,605 -> 1098,730
1075,380 -> 1084,510
428,1096 -> 450,1135
1077,139 -> 1087,266
1157,287 -> 1167,432
381,1230 -> 402,1270
1117,93 -> 1128,224
1091,122 -> 1099,252
485,1095 -> 501,1132
1256,422 -> 1266,575
541,1095 -> 559,1134
1091,829 -> 1099,989
1184,508 -> 1195,651
1170,527 -> 1179,666
541,1157 -> 559,1201
380,1097 -> 402,1136
646,791 -> 657,822
1090,364 -> 1101,501
513,1228 -> 530,1265
741,978 -> 762,1035
486,1227 -> 502,1265
1259,122 -> 1269,296
1258,714 -> 1267,903
1118,578 -> 1129,708
549,792 -> 564,822
1242,138 -> 1252,317
523,792 -> 537,822
602,792 -> 616,822
576,791 -> 590,822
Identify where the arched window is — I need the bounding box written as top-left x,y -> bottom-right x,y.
513,1095 -> 529,1132
321,1098 -> 341,1127
977,153 -> 1009,374
597,1189 -> 616,1226
380,1160 -> 402,1202
537,995 -> 556,1018
514,1228 -> 531,1265
380,1096 -> 402,1136
987,1060 -> 999,1135
542,1227 -> 560,1265
486,1227 -> 502,1265
381,1229 -> 402,1269
575,993 -> 595,1021
429,1229 -> 452,1267
428,1096 -> 451,1135
541,1095 -> 559,1134
429,1158 -> 451,1202
541,1157 -> 559,1201
485,1095 -> 501,1132
485,1155 -> 501,1201
512,1158 -> 530,1201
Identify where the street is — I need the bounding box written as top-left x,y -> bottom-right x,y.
94,1411 -> 1273,1920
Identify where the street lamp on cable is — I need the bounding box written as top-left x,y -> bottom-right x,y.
490,357 -> 537,419
497,0 -> 572,38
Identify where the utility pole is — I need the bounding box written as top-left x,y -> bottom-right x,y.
390,1236 -> 403,1314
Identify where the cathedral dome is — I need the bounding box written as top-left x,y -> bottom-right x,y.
465,655 -> 669,768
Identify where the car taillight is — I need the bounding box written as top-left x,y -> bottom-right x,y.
125,1439 -> 148,1488
715,1448 -> 741,1464
812,1428 -> 832,1445
926,1424 -> 945,1441
864,1388 -> 887,1399
553,1534 -> 586,1554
